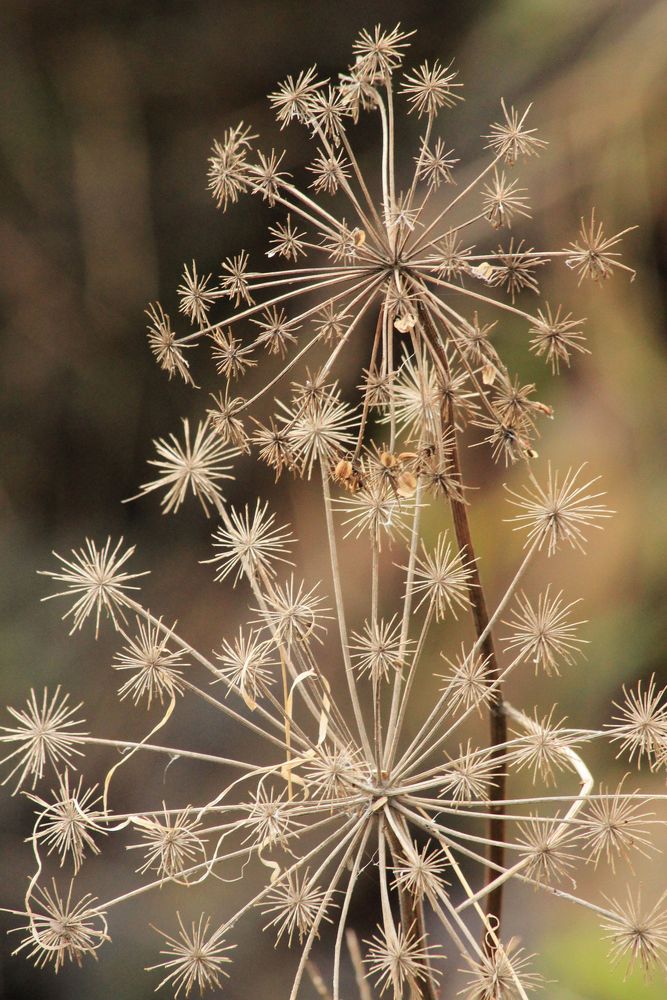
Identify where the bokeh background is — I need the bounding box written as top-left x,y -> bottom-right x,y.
1,1 -> 666,998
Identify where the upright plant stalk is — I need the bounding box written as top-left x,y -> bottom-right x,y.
418,303 -> 507,936
384,815 -> 439,1000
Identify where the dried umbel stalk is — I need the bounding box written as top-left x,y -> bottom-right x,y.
2,22 -> 663,1000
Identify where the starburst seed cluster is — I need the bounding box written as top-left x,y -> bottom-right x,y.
3,23 -> 664,1000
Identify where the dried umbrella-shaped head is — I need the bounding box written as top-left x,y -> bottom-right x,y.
140,22 -> 634,472
2,21 -> 660,1000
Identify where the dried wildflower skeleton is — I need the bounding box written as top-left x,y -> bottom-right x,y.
2,23 -> 664,1000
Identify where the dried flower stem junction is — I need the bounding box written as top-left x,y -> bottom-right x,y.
2,22 -> 662,1000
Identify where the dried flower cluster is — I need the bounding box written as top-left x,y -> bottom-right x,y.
2,23 -> 662,1000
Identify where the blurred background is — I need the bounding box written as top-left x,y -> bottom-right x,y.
1,0 -> 666,998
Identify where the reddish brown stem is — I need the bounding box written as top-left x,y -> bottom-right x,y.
385,824 -> 440,1000
417,304 -> 506,943
353,307 -> 385,463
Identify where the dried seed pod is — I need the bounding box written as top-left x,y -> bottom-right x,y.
397,472 -> 417,498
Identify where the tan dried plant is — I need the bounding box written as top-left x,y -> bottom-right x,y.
2,22 -> 664,1000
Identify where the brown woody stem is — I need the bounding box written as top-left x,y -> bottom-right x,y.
417,304 -> 507,946
385,824 -> 440,1000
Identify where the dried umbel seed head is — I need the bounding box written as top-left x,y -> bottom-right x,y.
206,392 -> 250,451
484,98 -> 548,165
410,533 -> 475,621
1,688 -> 86,793
529,304 -> 588,374
145,302 -> 194,385
501,587 -> 588,675
608,675 -> 667,767
113,617 -> 187,707
242,786 -> 302,850
437,645 -> 492,714
148,913 -> 235,997
129,807 -> 207,881
510,708 -> 578,785
439,741 -> 501,804
566,209 -> 637,284
39,538 -> 148,637
139,11 -> 632,480
205,500 -> 295,586
6,21 -> 653,1000
517,816 -> 581,885
26,771 -> 105,874
459,937 -> 544,999
10,881 -> 109,972
582,779 -> 657,872
129,418 -> 239,517
601,891 -> 667,978
364,922 -> 442,998
350,615 -> 409,682
391,843 -> 450,900
260,871 -> 331,946
214,627 -> 277,706
505,464 -> 613,556
178,260 -> 216,326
